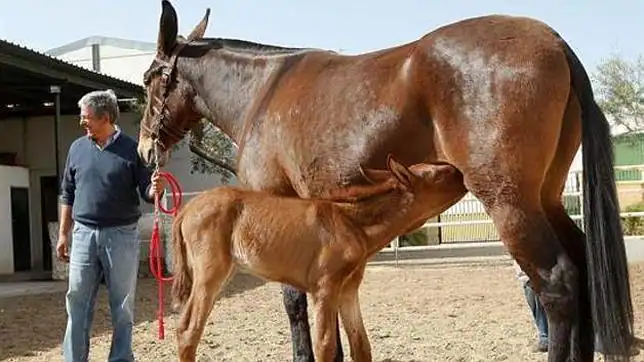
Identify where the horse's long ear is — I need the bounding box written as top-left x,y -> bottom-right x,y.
387,154 -> 415,189
158,0 -> 179,55
187,8 -> 210,41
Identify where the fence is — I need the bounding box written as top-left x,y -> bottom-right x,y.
161,165 -> 644,254
403,172 -> 582,245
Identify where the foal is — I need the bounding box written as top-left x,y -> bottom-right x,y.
170,155 -> 466,362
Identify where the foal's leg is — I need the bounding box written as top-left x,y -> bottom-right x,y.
338,266 -> 372,362
311,285 -> 342,362
176,257 -> 234,362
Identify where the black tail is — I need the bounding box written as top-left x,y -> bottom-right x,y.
560,38 -> 634,358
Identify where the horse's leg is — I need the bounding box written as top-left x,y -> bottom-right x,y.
282,284 -> 344,362
176,258 -> 234,362
432,50 -> 580,361
338,265 -> 372,362
541,93 -> 594,361
311,285 -> 341,362
543,203 -> 590,357
475,187 -> 575,362
282,285 -> 315,362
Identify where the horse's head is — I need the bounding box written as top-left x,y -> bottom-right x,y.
137,0 -> 211,167
361,154 -> 466,219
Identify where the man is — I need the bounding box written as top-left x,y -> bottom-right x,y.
56,89 -> 164,362
513,260 -> 549,352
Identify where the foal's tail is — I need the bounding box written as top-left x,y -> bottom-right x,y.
560,37 -> 635,358
171,210 -> 192,310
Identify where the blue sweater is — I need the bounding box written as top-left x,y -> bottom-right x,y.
59,132 -> 155,227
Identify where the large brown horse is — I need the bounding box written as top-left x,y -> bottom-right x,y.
137,1 -> 636,361
170,156 -> 465,362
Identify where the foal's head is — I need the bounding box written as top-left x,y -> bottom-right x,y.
359,155 -> 466,222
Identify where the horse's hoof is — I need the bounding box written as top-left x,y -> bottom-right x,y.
533,340 -> 548,353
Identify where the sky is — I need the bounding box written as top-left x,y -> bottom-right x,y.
0,0 -> 642,74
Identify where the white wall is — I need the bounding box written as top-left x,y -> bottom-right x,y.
98,45 -> 155,85
0,115 -> 78,271
53,47 -> 93,71
54,44 -> 154,85
0,166 -> 30,274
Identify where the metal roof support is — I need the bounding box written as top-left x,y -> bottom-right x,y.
50,85 -> 62,189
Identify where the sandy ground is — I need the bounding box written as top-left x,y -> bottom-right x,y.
2,261 -> 644,362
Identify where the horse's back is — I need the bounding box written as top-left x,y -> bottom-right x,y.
240,13 -> 576,199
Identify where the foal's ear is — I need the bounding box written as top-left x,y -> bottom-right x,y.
158,0 -> 179,55
359,165 -> 390,185
187,8 -> 211,41
387,154 -> 415,189
419,162 -> 461,184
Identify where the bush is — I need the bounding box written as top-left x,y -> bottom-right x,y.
621,201 -> 644,236
399,228 -> 429,247
563,194 -> 581,215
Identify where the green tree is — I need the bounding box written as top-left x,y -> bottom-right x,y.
593,54 -> 644,134
188,120 -> 237,184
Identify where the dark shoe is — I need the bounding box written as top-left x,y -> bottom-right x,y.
533,340 -> 548,353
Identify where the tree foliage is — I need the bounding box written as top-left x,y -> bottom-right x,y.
188,121 -> 238,184
593,54 -> 644,134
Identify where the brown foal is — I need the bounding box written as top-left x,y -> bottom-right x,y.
170,156 -> 465,362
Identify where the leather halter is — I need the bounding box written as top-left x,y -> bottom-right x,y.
141,42 -> 189,150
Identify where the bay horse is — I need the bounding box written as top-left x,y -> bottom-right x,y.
170,156 -> 465,362
137,1 -> 636,361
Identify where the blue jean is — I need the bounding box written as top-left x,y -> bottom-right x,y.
523,280 -> 549,344
62,221 -> 141,362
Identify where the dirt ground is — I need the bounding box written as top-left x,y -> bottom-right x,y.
2,261 -> 644,362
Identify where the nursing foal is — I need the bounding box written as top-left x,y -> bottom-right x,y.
170,155 -> 466,362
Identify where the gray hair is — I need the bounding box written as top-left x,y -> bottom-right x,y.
78,89 -> 120,123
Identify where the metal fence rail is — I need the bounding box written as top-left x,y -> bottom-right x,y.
162,164 -> 644,253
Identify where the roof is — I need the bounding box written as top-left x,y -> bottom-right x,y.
0,38 -> 144,120
46,36 -> 156,56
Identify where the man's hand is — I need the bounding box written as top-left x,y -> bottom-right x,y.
149,170 -> 166,199
56,233 -> 70,263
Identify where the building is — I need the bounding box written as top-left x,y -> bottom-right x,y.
0,38 -> 143,277
0,34 -> 233,278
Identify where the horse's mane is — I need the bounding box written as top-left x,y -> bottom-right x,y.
322,178 -> 400,204
143,36 -> 322,84
189,37 -> 317,55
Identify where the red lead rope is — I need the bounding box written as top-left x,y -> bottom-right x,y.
149,170 -> 182,340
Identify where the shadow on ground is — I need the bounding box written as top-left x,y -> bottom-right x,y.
0,272 -> 266,361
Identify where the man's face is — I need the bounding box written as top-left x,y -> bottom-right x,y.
79,105 -> 108,138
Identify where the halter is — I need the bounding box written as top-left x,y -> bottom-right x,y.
141,42 -> 189,159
